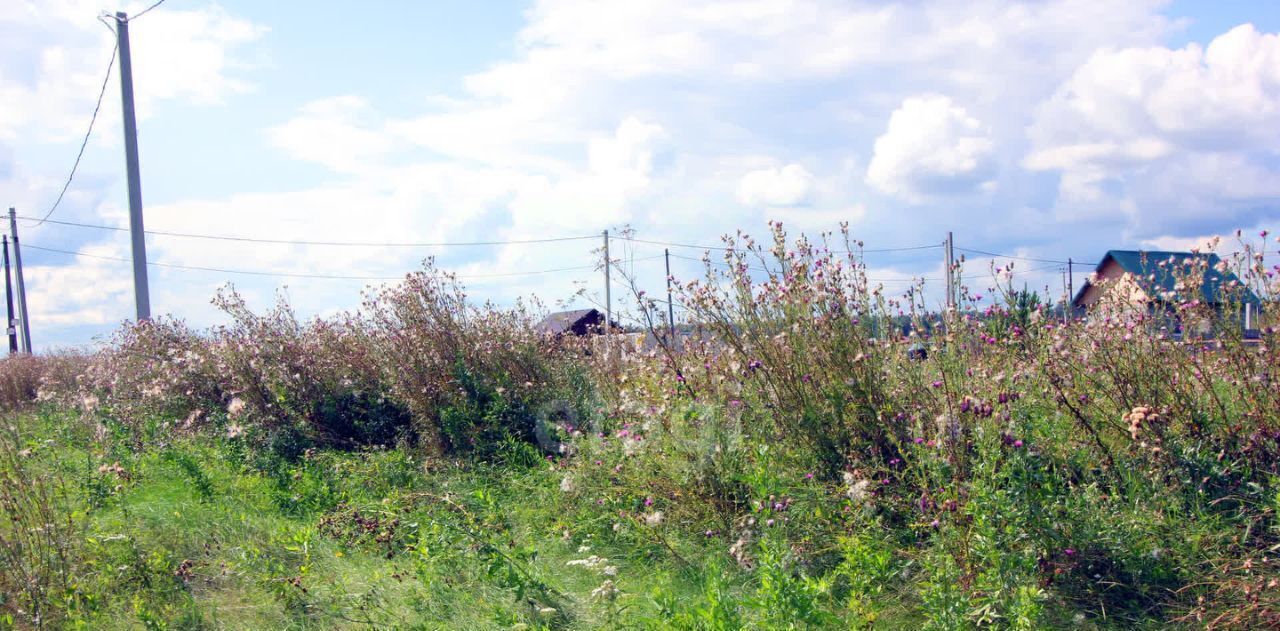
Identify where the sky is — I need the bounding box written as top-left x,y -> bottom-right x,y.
3,0 -> 1280,349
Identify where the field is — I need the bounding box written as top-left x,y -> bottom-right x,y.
1,226 -> 1278,629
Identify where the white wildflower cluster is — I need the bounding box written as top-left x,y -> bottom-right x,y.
729,532 -> 754,569
591,579 -> 620,601
622,436 -> 644,457
842,471 -> 872,505
560,473 -> 576,493
566,555 -> 609,570
643,511 -> 664,527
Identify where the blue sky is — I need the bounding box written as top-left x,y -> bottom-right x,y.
3,0 -> 1280,349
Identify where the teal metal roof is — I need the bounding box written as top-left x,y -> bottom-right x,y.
1073,250 -> 1260,306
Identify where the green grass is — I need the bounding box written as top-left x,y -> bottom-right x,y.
4,409 -> 743,630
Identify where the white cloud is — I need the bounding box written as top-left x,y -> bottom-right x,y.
1027,24 -> 1280,226
508,117 -> 668,231
126,5 -> 267,115
736,163 -> 814,206
866,95 -> 995,201
24,240 -> 133,327
267,96 -> 392,173
0,1 -> 265,141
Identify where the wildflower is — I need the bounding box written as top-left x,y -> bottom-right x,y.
591,579 -> 620,601
846,479 -> 871,504
643,511 -> 665,527
931,380 -> 943,388
1125,406 -> 1160,440
567,555 -> 608,569
560,474 -> 575,493
225,423 -> 244,440
602,565 -> 618,576
729,534 -> 755,569
227,397 -> 246,418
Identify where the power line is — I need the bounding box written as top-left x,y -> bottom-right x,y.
22,243 -> 605,281
18,215 -> 600,248
617,235 -> 942,254
955,247 -> 1070,265
667,252 -> 944,282
34,43 -> 118,227
129,0 -> 167,21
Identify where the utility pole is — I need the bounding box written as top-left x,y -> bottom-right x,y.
1061,268 -> 1069,324
3,237 -> 17,354
1067,257 -> 1074,316
944,232 -> 954,311
8,209 -> 30,352
115,11 -> 151,321
602,230 -> 611,354
664,248 -> 675,337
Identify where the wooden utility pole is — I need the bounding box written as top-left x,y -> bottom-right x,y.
114,11 -> 151,321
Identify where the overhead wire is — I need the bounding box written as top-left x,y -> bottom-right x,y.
22,243 -> 606,281
617,234 -> 942,254
955,247 -> 1071,265
34,41 -> 118,226
128,0 -> 167,21
665,251 -> 945,282
18,215 -> 601,247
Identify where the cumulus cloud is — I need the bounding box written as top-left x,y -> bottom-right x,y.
1026,24 -> 1280,229
267,96 -> 392,173
736,164 -> 814,206
0,1 -> 265,141
866,95 -> 995,201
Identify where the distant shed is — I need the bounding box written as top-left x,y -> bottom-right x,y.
535,308 -> 613,337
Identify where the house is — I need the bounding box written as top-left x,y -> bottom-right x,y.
535,308 -> 615,337
1070,250 -> 1260,331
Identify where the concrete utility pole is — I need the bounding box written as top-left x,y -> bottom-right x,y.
665,248 -> 675,334
115,11 -> 151,321
1067,257 -> 1074,304
602,229 -> 611,353
944,232 -> 954,311
3,237 -> 17,354
8,209 -> 30,352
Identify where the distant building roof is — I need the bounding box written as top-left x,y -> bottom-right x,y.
1072,250 -> 1260,308
535,308 -> 609,336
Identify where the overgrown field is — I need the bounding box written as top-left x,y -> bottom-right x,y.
2,225 -> 1279,629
